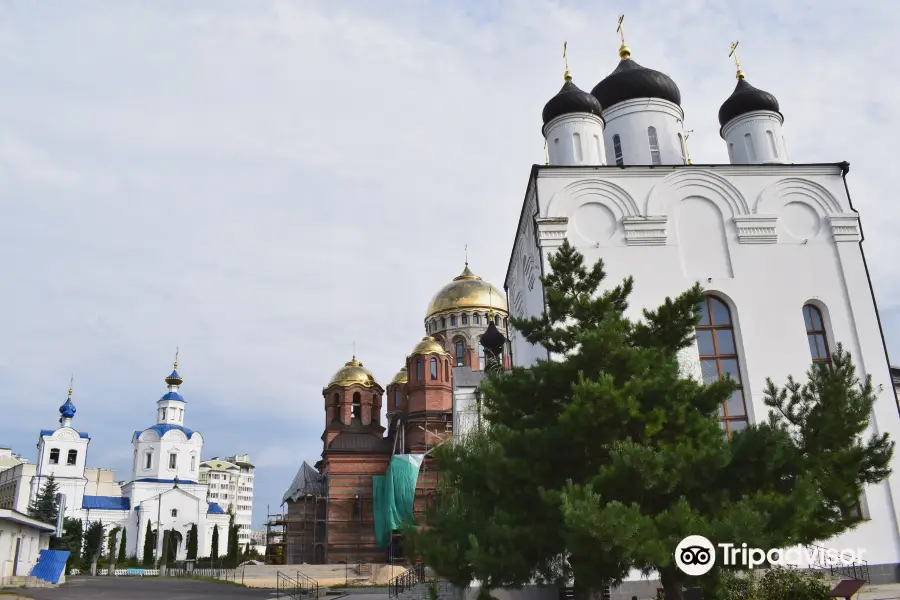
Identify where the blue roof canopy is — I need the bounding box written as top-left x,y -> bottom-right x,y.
82,496 -> 130,511
134,424 -> 197,440
207,503 -> 225,514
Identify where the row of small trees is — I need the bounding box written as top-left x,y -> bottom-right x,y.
28,476 -> 255,571
406,241 -> 894,600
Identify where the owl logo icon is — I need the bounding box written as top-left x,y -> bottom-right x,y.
675,535 -> 716,576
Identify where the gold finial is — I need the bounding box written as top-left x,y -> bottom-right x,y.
352,340 -> 356,361
684,130 -> 694,165
464,245 -> 468,267
67,375 -> 74,399
729,41 -> 744,80
617,14 -> 630,60
563,41 -> 571,81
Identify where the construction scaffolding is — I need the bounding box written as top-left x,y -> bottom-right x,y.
264,506 -> 285,565
281,461 -> 328,564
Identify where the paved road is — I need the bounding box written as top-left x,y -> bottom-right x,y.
16,577 -> 279,600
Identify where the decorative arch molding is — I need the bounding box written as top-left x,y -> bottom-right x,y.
543,178 -> 640,219
647,169 -> 750,217
755,177 -> 843,215
53,430 -> 79,441
139,430 -> 161,442
164,430 -> 188,443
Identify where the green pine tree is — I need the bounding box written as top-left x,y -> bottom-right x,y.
117,527 -> 127,563
226,507 -> 239,566
142,521 -> 155,566
187,523 -> 199,560
58,517 -> 83,572
211,524 -> 220,561
28,474 -> 60,525
410,240 -> 894,600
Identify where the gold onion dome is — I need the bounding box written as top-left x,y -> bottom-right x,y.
425,263 -> 509,319
327,356 -> 378,388
410,336 -> 449,356
391,366 -> 408,384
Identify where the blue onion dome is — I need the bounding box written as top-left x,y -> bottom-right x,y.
542,74 -> 603,126
59,388 -> 76,419
718,76 -> 781,129
590,46 -> 681,109
165,366 -> 183,386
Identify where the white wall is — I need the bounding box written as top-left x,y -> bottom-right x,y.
133,428 -> 203,483
0,513 -> 53,583
33,428 -> 90,520
505,164 -> 900,569
544,114 -> 606,167
722,110 -> 788,165
602,98 -> 687,166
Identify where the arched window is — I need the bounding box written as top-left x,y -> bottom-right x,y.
352,392 -> 361,419
478,343 -> 485,370
430,358 -> 438,380
145,452 -> 152,469
648,126 -> 661,164
803,304 -> 831,368
445,361 -> 450,381
451,315 -> 457,327
572,132 -> 583,162
440,317 -> 446,329
461,314 -> 468,325
332,393 -> 339,407
696,296 -> 747,437
727,142 -> 735,162
613,134 -> 623,166
455,342 -> 464,366
67,449 -> 78,465
744,133 -> 756,162
416,359 -> 423,381
473,313 -> 481,325
766,130 -> 778,157
503,318 -> 508,329
394,389 -> 400,409
678,132 -> 687,164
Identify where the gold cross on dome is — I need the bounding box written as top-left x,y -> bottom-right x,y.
729,40 -> 744,79
617,14 -> 625,45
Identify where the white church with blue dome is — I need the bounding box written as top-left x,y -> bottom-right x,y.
25,359 -> 230,561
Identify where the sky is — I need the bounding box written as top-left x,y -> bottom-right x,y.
1,0 -> 899,530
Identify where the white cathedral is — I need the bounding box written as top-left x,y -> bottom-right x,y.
27,362 -> 229,561
499,34 -> 900,589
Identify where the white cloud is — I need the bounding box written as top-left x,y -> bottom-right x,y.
1,0 -> 898,525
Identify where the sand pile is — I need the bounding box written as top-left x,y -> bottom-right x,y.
371,564 -> 408,585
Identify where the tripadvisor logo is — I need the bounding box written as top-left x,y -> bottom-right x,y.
674,535 -> 866,577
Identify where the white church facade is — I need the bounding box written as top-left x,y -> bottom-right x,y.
502,34 -> 900,588
19,363 -> 230,562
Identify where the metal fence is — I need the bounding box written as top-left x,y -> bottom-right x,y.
389,562 -> 426,598
276,570 -> 320,599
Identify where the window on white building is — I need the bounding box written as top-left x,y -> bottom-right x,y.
191,455 -> 196,471
696,295 -> 747,438
169,453 -> 177,469
49,448 -> 60,464
145,452 -> 152,469
171,509 -> 178,517
67,450 -> 78,465
613,134 -> 623,166
647,126 -> 661,165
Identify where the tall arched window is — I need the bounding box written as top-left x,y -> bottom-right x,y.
451,315 -> 457,326
352,392 -> 361,419
678,133 -> 687,164
445,361 -> 450,381
440,317 -> 446,329
394,389 -> 400,408
478,343 -> 485,370
744,133 -> 756,162
803,304 -> 831,368
332,393 -> 339,408
473,313 -> 481,325
648,126 -> 661,164
727,143 -> 735,162
696,296 -> 747,437
430,358 -> 438,380
766,130 -> 778,157
461,314 -> 468,325
613,134 -> 623,166
455,342 -> 464,366
416,359 -> 423,381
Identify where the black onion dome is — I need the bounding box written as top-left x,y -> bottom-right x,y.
717,78 -> 781,128
542,78 -> 603,125
590,59 -> 681,109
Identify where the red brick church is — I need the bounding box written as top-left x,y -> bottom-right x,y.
279,262 -> 510,564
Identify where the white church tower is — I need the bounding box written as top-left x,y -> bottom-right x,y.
590,18 -> 687,166
505,22 -> 900,591
718,42 -> 788,164
32,382 -> 90,519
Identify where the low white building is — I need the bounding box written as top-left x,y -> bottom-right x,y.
0,509 -> 55,585
4,362 -> 230,562
199,454 -> 255,548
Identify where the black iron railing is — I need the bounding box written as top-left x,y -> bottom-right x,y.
276,570 -> 320,599
807,544 -> 870,583
389,562 -> 426,598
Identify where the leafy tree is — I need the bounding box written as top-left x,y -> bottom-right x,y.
58,517 -> 83,572
84,521 -> 104,575
117,527 -> 127,563
28,475 -> 60,525
107,526 -> 121,572
187,523 -> 199,560
142,521 -> 155,566
411,240 -> 893,600
211,524 -> 220,561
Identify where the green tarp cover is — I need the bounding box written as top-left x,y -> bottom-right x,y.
373,454 -> 425,549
